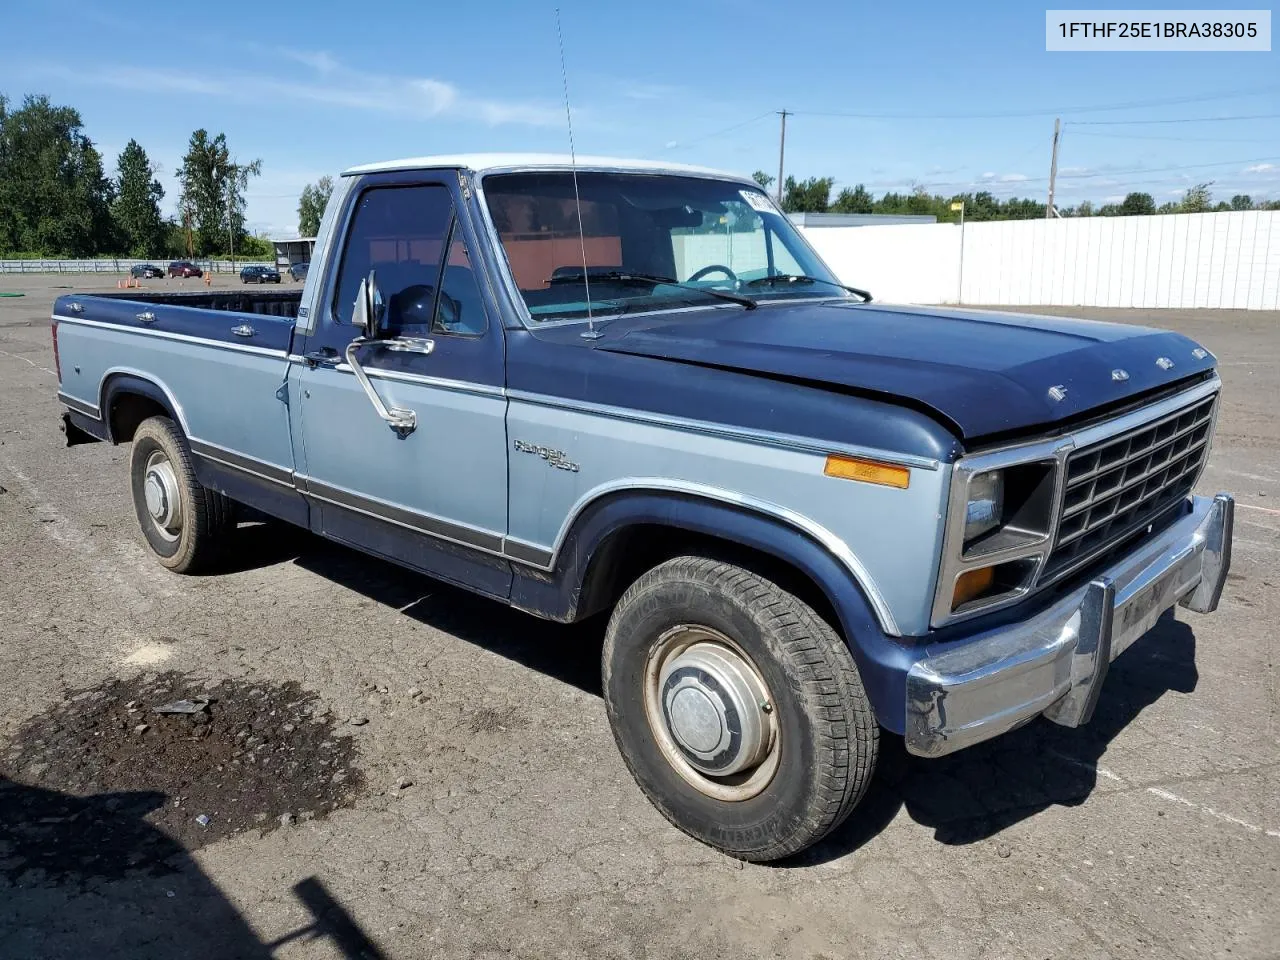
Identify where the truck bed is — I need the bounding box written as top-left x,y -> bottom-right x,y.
90,288 -> 303,319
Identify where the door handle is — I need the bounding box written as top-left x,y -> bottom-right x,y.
136,311 -> 157,324
383,336 -> 434,355
344,338 -> 417,437
231,323 -> 255,338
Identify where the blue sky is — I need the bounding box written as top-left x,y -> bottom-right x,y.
3,0 -> 1277,235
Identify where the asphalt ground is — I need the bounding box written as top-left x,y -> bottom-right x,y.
1,274 -> 1277,959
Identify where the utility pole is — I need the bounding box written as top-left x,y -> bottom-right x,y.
776,110 -> 789,204
1046,117 -> 1061,219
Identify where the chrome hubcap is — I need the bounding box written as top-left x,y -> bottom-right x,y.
143,452 -> 182,541
644,625 -> 779,801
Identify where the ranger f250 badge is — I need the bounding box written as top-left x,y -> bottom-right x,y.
513,439 -> 579,472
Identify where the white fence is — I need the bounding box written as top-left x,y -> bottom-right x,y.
801,209 -> 1280,310
0,258 -> 273,274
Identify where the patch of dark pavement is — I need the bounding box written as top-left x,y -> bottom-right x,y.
0,672 -> 365,855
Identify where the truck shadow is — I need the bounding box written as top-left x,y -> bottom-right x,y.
0,777 -> 386,959
230,521 -> 1200,862
801,611 -> 1199,864
241,521 -> 608,696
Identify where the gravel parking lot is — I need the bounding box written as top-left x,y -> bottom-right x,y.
1,274 -> 1277,959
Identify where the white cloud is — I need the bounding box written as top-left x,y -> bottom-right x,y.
998,173 -> 1029,182
980,171 -> 995,179
37,53 -> 563,128
1244,162 -> 1276,173
664,140 -> 679,149
274,47 -> 340,74
621,81 -> 683,101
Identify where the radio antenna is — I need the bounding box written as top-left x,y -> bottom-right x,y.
555,8 -> 598,339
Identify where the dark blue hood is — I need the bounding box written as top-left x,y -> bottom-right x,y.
587,301 -> 1216,440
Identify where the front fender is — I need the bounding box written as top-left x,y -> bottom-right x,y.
509,489 -> 919,733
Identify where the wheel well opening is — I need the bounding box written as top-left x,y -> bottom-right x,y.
109,393 -> 169,443
579,524 -> 844,638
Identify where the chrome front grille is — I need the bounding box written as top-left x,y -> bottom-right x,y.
1042,393 -> 1217,584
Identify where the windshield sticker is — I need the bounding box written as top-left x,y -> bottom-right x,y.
740,190 -> 776,213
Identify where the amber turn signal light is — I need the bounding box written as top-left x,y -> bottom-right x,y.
823,455 -> 910,489
952,566 -> 995,610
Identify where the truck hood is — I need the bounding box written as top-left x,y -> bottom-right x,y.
590,301 -> 1216,440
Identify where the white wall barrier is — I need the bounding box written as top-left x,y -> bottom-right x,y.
800,209 -> 1280,310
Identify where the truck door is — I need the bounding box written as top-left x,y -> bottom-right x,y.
290,176 -> 510,598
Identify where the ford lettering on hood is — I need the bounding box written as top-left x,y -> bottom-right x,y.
587,301 -> 1217,440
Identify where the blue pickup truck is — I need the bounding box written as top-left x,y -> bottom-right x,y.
52,154 -> 1233,861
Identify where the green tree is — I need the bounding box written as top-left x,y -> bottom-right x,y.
1005,197 -> 1047,219
176,129 -> 261,256
296,175 -> 334,237
831,184 -> 874,214
1119,192 -> 1155,216
1179,182 -> 1214,213
0,93 -> 115,255
781,176 -> 833,213
112,139 -> 166,256
751,170 -> 775,192
1230,194 -> 1254,211
906,184 -> 936,216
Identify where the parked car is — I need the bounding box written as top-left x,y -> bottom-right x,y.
52,154 -> 1235,863
167,261 -> 202,279
240,264 -> 282,284
288,261 -> 309,282
129,263 -> 164,279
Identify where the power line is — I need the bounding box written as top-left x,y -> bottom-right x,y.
660,111 -> 773,152
787,83 -> 1280,121
1069,130 -> 1280,143
1070,113 -> 1280,126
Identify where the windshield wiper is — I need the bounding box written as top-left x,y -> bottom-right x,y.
744,274 -> 872,302
548,270 -> 756,310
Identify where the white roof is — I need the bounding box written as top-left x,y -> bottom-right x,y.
341,153 -> 749,181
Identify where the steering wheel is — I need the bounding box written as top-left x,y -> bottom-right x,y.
687,264 -> 738,285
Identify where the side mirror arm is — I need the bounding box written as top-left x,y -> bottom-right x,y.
345,339 -> 418,437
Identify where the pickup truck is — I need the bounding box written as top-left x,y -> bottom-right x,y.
52,154 -> 1234,862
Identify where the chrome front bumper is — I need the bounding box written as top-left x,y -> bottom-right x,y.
905,493 -> 1234,758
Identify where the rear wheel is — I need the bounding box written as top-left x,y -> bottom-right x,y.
602,556 -> 879,862
129,416 -> 234,573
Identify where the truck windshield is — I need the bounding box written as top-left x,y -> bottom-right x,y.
481,171 -> 852,323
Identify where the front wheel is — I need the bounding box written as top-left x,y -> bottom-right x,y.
602,556 -> 878,862
129,416 -> 235,573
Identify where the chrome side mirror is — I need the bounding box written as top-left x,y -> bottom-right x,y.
351,270 -> 386,339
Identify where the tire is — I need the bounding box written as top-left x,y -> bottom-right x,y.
129,416 -> 235,573
602,556 -> 878,862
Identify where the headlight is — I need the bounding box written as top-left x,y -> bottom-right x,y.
963,471 -> 1004,544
